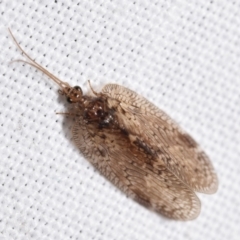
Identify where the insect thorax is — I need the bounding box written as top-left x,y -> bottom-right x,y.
81,96 -> 118,128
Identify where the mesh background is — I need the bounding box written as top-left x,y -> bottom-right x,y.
0,0 -> 239,240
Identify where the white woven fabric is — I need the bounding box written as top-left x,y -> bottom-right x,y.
0,0 -> 239,239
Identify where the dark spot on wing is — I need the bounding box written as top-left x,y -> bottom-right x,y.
133,138 -> 156,157
100,134 -> 107,139
120,128 -> 129,136
98,146 -> 107,157
120,107 -> 126,115
134,188 -> 151,207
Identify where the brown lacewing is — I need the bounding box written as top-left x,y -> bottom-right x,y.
9,29 -> 218,220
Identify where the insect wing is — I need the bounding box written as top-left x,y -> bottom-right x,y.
72,116 -> 200,220
102,84 -> 218,194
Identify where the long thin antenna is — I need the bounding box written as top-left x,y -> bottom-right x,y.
8,28 -> 71,90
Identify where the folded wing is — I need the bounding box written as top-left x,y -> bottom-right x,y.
102,84 -> 218,194
72,117 -> 201,220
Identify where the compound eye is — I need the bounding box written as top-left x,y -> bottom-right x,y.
67,97 -> 73,103
74,86 -> 82,94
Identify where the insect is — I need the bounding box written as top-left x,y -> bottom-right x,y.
9,29 -> 218,220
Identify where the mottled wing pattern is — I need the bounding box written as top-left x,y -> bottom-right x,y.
102,84 -> 218,194
72,117 -> 201,220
